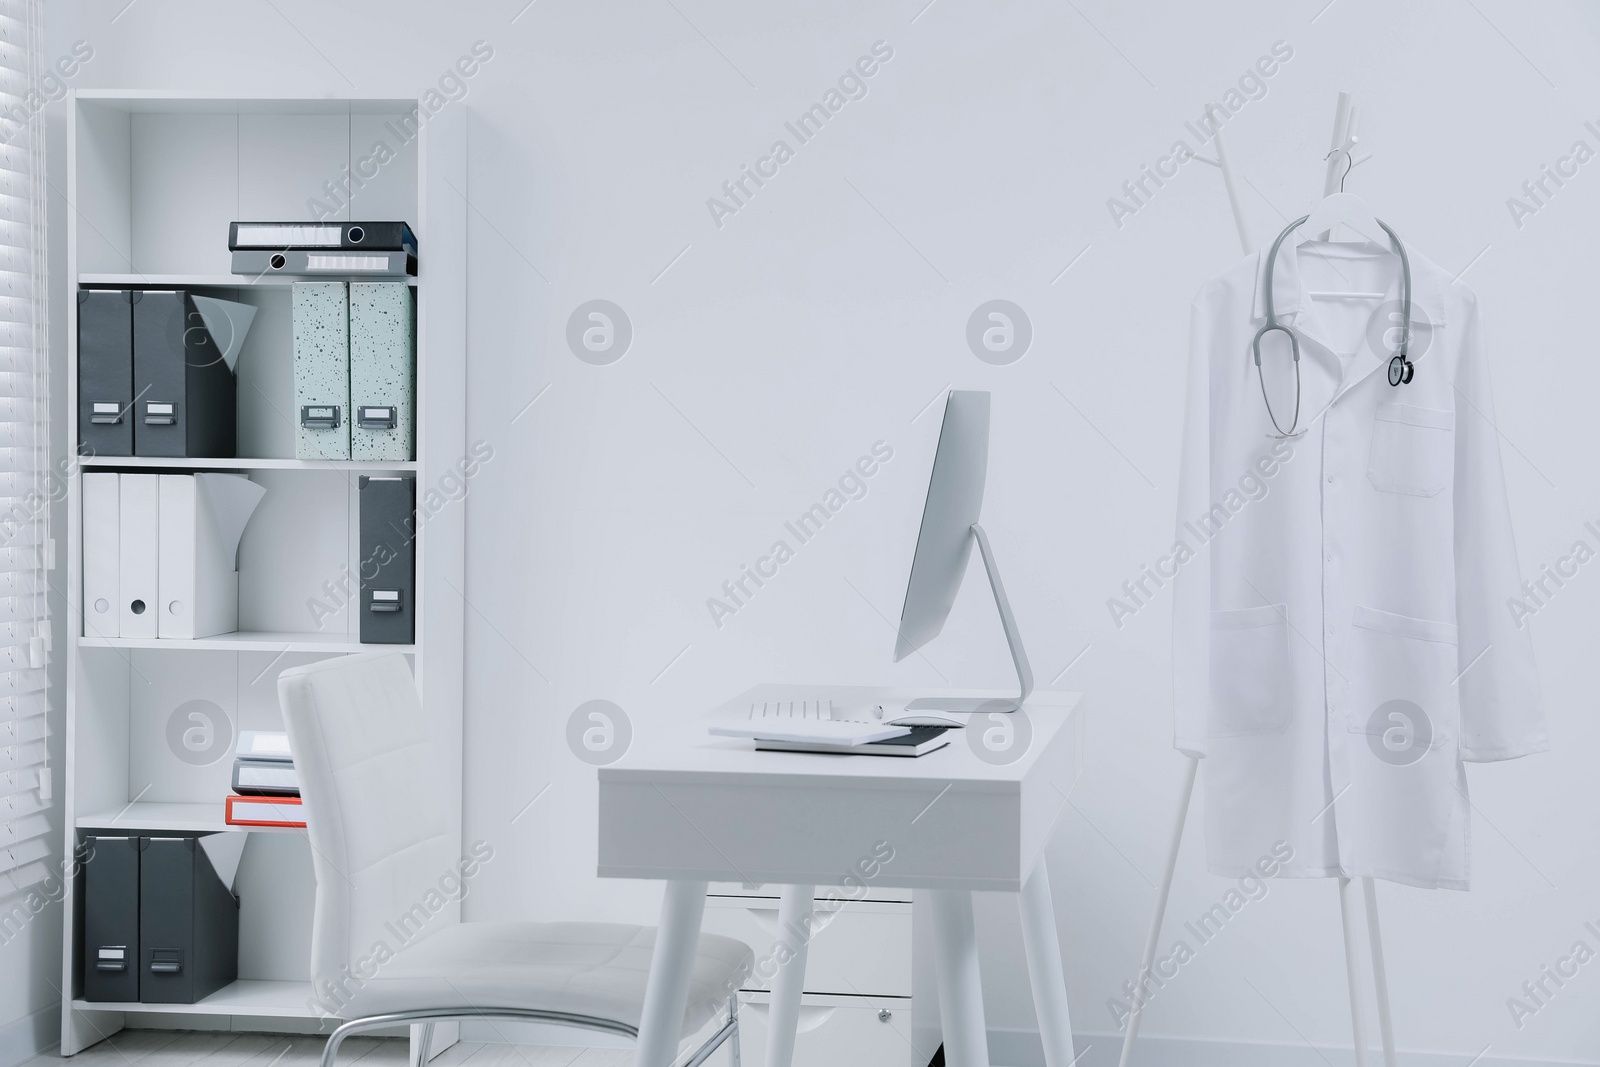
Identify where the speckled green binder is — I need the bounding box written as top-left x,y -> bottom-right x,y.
291,282 -> 350,460
350,283 -> 416,462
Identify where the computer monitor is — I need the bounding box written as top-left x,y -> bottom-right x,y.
893,390 -> 1033,713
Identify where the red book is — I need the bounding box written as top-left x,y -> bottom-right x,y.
225,794 -> 306,828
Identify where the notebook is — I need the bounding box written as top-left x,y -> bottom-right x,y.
754,725 -> 954,757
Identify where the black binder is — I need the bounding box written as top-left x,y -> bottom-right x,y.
81,835 -> 140,1002
77,290 -> 134,457
138,836 -> 239,1004
132,290 -> 238,458
229,220 -> 416,254
359,475 -> 416,644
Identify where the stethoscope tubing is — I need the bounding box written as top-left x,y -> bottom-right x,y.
1252,214 -> 1413,437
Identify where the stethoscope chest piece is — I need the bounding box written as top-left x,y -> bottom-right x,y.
1387,353 -> 1414,386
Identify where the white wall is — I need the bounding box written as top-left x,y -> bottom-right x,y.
24,1 -> 1600,1064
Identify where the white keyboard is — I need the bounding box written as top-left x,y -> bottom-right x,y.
747,699 -> 835,720
707,699 -> 912,746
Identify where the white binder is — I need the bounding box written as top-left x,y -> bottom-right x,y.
292,282 -> 350,460
350,283 -> 415,461
82,473 -> 120,638
117,473 -> 159,639
157,473 -> 267,639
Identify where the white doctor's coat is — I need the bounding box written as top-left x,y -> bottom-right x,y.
1172,231 -> 1546,890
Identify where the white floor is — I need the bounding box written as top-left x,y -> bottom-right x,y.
19,1031 -> 633,1067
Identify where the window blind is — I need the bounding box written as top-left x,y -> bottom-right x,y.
0,0 -> 52,898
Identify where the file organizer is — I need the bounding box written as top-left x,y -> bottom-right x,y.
291,282 -> 350,459
81,836 -> 140,1003
81,473 -> 120,639
358,475 -> 416,644
117,474 -> 159,640
76,290 -> 134,457
131,291 -> 238,458
156,474 -> 267,639
350,282 -> 416,461
137,836 -> 239,1004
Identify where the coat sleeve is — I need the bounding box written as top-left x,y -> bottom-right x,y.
1171,294 -> 1213,758
1453,291 -> 1547,762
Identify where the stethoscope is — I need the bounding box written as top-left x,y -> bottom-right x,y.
1252,212 -> 1414,438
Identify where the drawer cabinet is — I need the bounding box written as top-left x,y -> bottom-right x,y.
703,895 -> 912,997
724,992 -> 912,1067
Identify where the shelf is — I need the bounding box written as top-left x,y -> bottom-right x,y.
80,273 -> 418,289
76,801 -> 301,836
77,631 -> 414,653
73,979 -> 322,1018
76,456 -> 416,471
76,91 -> 415,115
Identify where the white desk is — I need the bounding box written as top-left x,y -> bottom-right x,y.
597,686 -> 1083,1067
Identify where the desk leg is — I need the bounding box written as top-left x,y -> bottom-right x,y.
764,884 -> 814,1067
930,889 -> 990,1067
635,879 -> 708,1067
1019,857 -> 1075,1067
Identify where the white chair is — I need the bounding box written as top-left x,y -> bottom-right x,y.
278,652 -> 752,1067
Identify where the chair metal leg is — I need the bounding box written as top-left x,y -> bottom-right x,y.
314,1002 -> 739,1067
317,1009 -> 638,1067
682,997 -> 741,1067
415,1023 -> 435,1067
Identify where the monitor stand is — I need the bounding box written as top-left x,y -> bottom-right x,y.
905,523 -> 1034,714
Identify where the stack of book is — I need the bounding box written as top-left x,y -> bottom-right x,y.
229,221 -> 417,278
224,730 -> 305,828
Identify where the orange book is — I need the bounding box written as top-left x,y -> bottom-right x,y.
225,794 -> 306,828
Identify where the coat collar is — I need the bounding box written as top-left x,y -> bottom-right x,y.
1248,224 -> 1450,331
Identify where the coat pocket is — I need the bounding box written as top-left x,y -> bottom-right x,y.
1367,403 -> 1454,497
1345,606 -> 1458,757
1208,605 -> 1292,737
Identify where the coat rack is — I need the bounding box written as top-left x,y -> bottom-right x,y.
1116,91 -> 1397,1067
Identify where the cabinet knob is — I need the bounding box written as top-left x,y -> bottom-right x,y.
878,1009 -> 892,1023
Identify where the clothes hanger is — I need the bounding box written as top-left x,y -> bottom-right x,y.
1300,144 -> 1390,299
1301,145 -> 1385,245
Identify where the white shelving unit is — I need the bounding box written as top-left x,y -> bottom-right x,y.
59,92 -> 466,1055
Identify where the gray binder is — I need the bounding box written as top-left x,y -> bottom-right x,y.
132,291 -> 238,457
81,835 -> 140,1002
138,835 -> 238,1004
77,290 -> 135,457
358,475 -> 415,644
